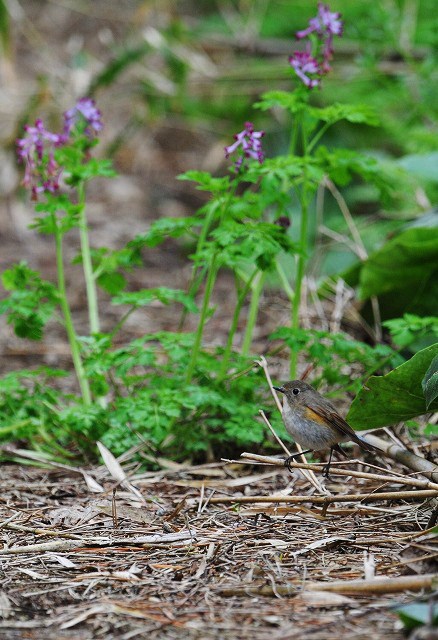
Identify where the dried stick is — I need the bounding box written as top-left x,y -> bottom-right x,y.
217,573 -> 436,598
259,410 -> 290,456
304,573 -> 437,595
0,528 -> 198,555
205,489 -> 437,505
364,434 -> 438,483
234,452 -> 438,491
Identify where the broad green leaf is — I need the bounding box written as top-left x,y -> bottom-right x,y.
395,602 -> 438,631
347,344 -> 438,429
398,152 -> 438,182
357,228 -> 438,318
422,354 -> 438,409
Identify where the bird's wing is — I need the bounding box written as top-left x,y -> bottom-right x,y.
308,404 -> 378,453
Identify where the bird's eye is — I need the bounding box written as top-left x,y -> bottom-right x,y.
292,388 -> 300,395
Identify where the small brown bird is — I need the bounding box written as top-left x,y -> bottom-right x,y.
274,380 -> 378,476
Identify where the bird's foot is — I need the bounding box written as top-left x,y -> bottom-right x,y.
284,449 -> 312,474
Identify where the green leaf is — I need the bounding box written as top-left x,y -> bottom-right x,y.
0,262 -> 59,340
398,152 -> 438,183
30,195 -> 81,235
272,327 -> 398,391
356,228 -> 438,318
308,103 -> 380,126
201,220 -> 297,271
422,354 -> 438,409
254,90 -> 308,114
177,170 -> 230,193
128,217 -> 199,249
67,158 -> 116,183
255,94 -> 380,128
425,422 -> 438,437
383,315 -> 438,348
347,344 -> 438,429
97,271 -> 127,295
88,44 -> 150,92
112,287 -> 198,313
394,602 -> 438,631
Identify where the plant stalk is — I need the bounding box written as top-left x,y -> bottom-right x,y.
77,182 -> 100,334
219,269 -> 259,379
54,219 -> 92,404
185,255 -> 218,384
241,270 -> 266,357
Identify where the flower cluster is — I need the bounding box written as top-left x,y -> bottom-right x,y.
289,3 -> 343,88
224,122 -> 265,171
63,98 -> 103,138
16,98 -> 103,199
16,119 -> 66,199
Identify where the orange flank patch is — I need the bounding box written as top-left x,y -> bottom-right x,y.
304,406 -> 328,425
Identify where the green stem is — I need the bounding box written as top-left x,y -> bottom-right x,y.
290,190 -> 309,379
219,269 -> 258,379
275,262 -> 294,304
241,270 -> 266,357
307,121 -> 331,154
185,255 -> 218,384
109,306 -> 137,338
54,219 -> 92,404
77,182 -> 100,334
180,181 -> 237,330
0,420 -> 32,436
290,113 -> 311,379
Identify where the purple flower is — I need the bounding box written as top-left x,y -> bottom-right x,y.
292,3 -> 343,85
224,122 -> 265,171
16,119 -> 65,199
63,98 -> 103,138
296,3 -> 343,40
288,50 -> 322,88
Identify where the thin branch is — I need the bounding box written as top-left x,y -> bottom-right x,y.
217,573 -> 437,597
204,489 -> 438,505
234,451 -> 438,491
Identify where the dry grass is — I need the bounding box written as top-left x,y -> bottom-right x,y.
0,453 -> 436,639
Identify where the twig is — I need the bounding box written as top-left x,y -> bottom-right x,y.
259,410 -> 290,456
364,434 -> 438,483
204,489 -> 438,505
233,452 -> 438,491
217,573 -> 436,598
304,573 -> 437,595
0,529 -> 198,555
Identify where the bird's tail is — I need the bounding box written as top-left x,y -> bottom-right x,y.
354,434 -> 382,453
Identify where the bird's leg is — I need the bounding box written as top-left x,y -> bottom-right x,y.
284,449 -> 312,473
322,444 -> 348,478
322,447 -> 335,478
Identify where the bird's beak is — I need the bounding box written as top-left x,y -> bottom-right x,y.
273,386 -> 285,393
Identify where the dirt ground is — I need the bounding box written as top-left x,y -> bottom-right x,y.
0,2 -> 437,638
